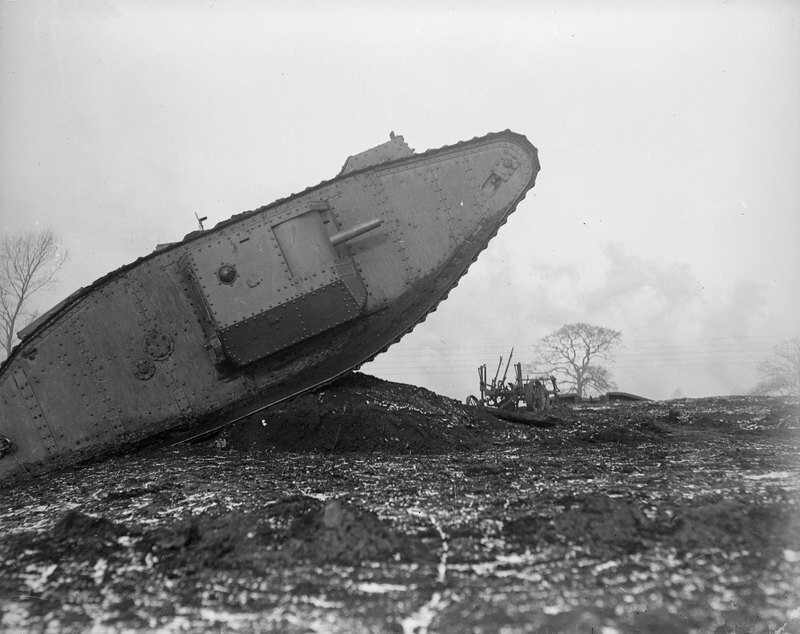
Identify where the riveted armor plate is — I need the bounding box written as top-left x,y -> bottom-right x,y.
12,366 -> 58,455
218,278 -> 362,365
183,201 -> 370,366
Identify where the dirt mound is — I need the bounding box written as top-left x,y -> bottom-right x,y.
142,511 -> 265,570
759,401 -> 800,430
677,396 -> 800,433
281,498 -> 432,565
3,393 -> 798,631
505,493 -> 651,554
142,495 -> 434,570
52,509 -> 124,544
571,414 -> 672,444
505,489 -> 800,562
669,496 -> 800,556
5,510 -> 127,561
576,425 -> 654,444
222,372 -> 524,453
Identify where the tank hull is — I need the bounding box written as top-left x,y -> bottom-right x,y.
0,131 -> 539,483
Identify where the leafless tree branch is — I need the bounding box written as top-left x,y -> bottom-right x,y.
751,339 -> 800,397
0,229 -> 68,358
528,322 -> 622,399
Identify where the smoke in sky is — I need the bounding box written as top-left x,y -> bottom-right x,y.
366,241 -> 793,400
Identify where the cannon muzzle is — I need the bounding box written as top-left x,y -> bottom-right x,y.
330,218 -> 383,247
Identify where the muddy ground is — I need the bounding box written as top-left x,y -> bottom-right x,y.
1,373 -> 799,633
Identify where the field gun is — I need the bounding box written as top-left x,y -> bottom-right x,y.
466,349 -> 560,426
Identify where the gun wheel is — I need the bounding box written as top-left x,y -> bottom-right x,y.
465,395 -> 480,407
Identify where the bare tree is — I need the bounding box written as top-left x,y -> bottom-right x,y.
530,322 -> 622,400
0,229 -> 67,358
751,339 -> 800,398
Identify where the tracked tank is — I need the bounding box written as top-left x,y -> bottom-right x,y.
0,131 -> 539,483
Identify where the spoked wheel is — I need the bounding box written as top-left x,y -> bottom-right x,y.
465,395 -> 480,407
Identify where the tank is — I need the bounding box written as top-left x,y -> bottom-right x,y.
0,131 -> 539,483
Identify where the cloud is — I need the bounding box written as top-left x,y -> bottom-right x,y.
582,242 -> 702,335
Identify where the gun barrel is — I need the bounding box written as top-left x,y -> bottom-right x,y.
501,347 -> 514,384
493,356 -> 503,385
330,218 -> 383,246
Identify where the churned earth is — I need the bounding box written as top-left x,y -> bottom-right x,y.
0,373 -> 798,633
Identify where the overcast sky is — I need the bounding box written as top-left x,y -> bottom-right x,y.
1,0 -> 798,400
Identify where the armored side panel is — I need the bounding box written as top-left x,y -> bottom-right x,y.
182,201 -> 369,365
0,131 -> 539,483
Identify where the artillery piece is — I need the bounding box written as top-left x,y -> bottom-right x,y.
466,349 -> 561,426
